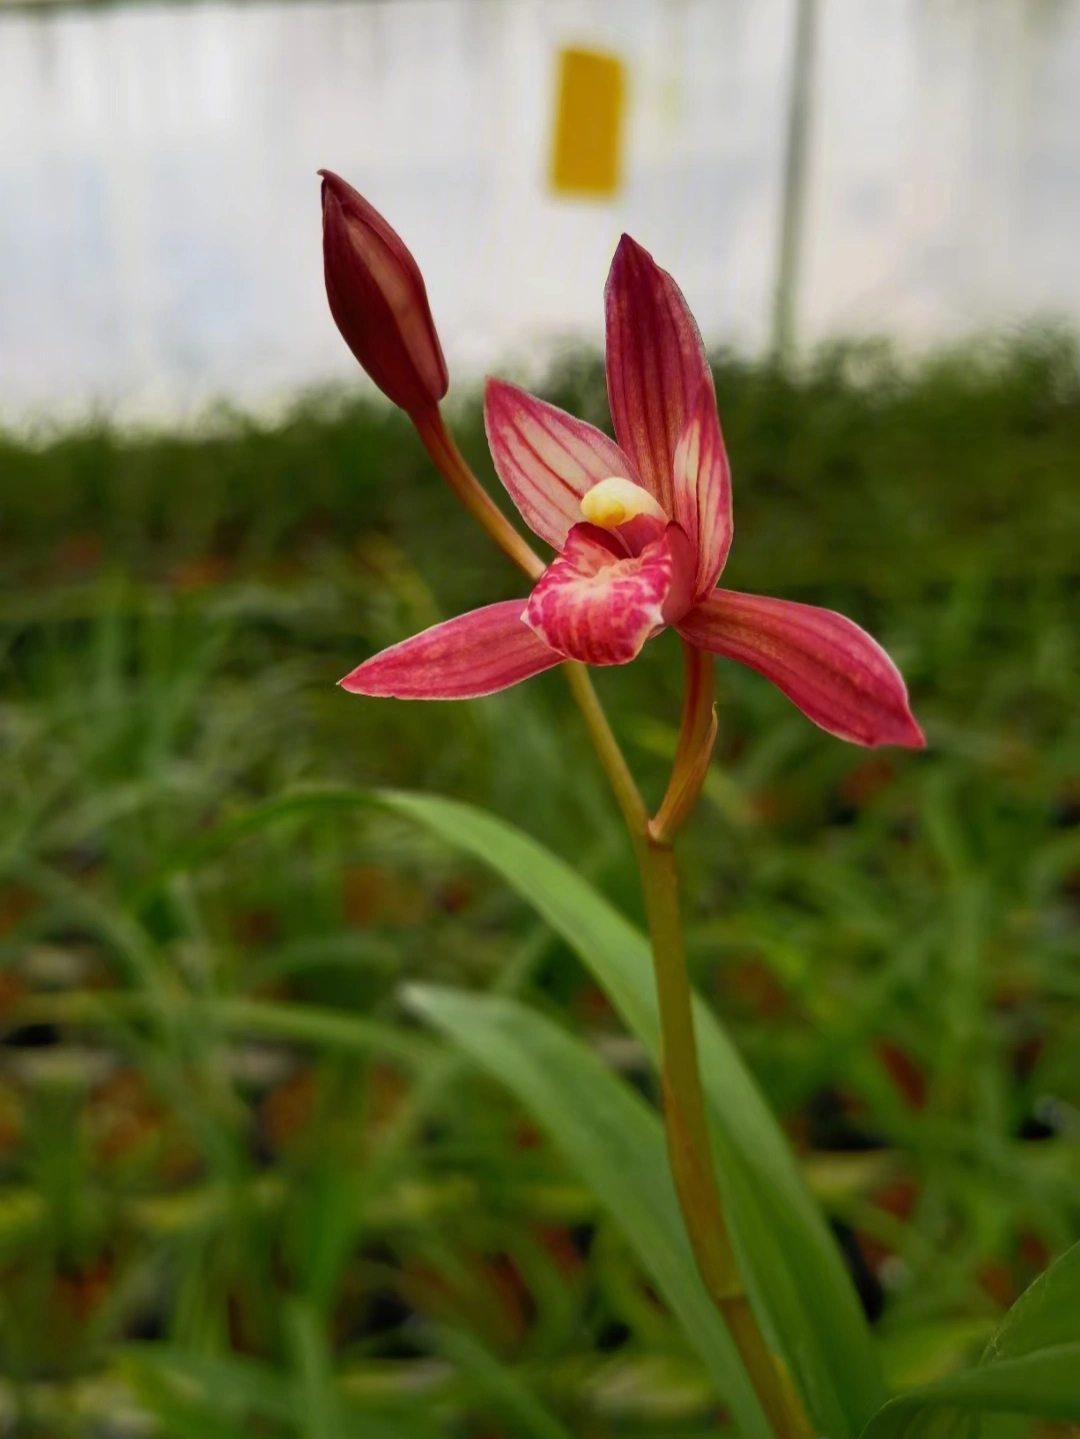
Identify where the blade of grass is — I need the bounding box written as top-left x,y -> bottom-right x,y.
860,1243 -> 1080,1439
859,1347 -> 1080,1439
6,991 -> 438,1069
407,984 -> 771,1439
384,790 -> 884,1439
434,1325 -> 577,1439
287,1299 -> 344,1439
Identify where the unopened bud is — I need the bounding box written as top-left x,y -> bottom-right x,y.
319,169 -> 449,417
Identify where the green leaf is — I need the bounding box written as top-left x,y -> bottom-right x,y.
20,991 -> 437,1069
212,996 -> 436,1068
860,1243 -> 1080,1439
123,1347 -> 291,1439
287,1299 -> 346,1439
981,1239 -> 1080,1363
407,984 -> 771,1439
383,789 -> 884,1439
434,1324 -> 578,1439
124,1341 -> 446,1439
122,1345 -> 296,1428
859,1347 -> 1080,1439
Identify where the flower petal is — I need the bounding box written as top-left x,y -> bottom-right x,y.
484,379 -> 639,551
605,235 -> 714,513
679,591 -> 925,748
523,522 -> 693,667
340,601 -> 563,699
672,385 -> 733,598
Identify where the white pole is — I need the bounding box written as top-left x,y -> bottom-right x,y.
772,0 -> 818,363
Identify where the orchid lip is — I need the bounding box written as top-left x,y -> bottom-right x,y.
522,522 -> 681,667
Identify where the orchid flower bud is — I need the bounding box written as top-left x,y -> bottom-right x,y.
319,169 -> 449,418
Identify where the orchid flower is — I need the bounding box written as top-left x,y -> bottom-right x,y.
341,236 -> 923,751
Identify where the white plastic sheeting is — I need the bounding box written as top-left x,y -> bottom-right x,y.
2,0 -> 1080,425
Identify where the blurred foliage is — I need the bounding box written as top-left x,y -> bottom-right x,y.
0,337 -> 1077,1435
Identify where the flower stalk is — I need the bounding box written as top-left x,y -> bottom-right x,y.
637,836 -> 812,1439
561,660 -> 649,839
412,409 -> 546,581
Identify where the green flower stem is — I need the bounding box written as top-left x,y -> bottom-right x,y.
416,409 -> 545,580
419,412 -> 813,1439
562,661 -> 649,838
636,834 -> 737,1294
635,834 -> 814,1439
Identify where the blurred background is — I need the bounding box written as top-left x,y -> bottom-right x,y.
2,0 -> 1080,1435
7,0 -> 1080,423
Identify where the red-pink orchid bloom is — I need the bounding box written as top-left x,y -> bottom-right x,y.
341,237 -> 924,750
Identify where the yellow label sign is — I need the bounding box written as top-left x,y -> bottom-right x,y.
550,47 -> 626,199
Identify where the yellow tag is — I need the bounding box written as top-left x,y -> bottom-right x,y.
550,48 -> 626,198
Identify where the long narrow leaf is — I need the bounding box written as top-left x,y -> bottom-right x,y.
859,1346 -> 1080,1439
408,984 -> 770,1439
860,1242 -> 1080,1439
384,790 -> 884,1439
11,992 -> 437,1069
434,1325 -> 578,1439
981,1239 -> 1080,1362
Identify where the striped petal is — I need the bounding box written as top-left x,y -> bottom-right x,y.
524,522 -> 693,667
672,385 -> 733,598
605,235 -> 715,514
484,379 -> 639,552
679,591 -> 925,748
340,601 -> 563,699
